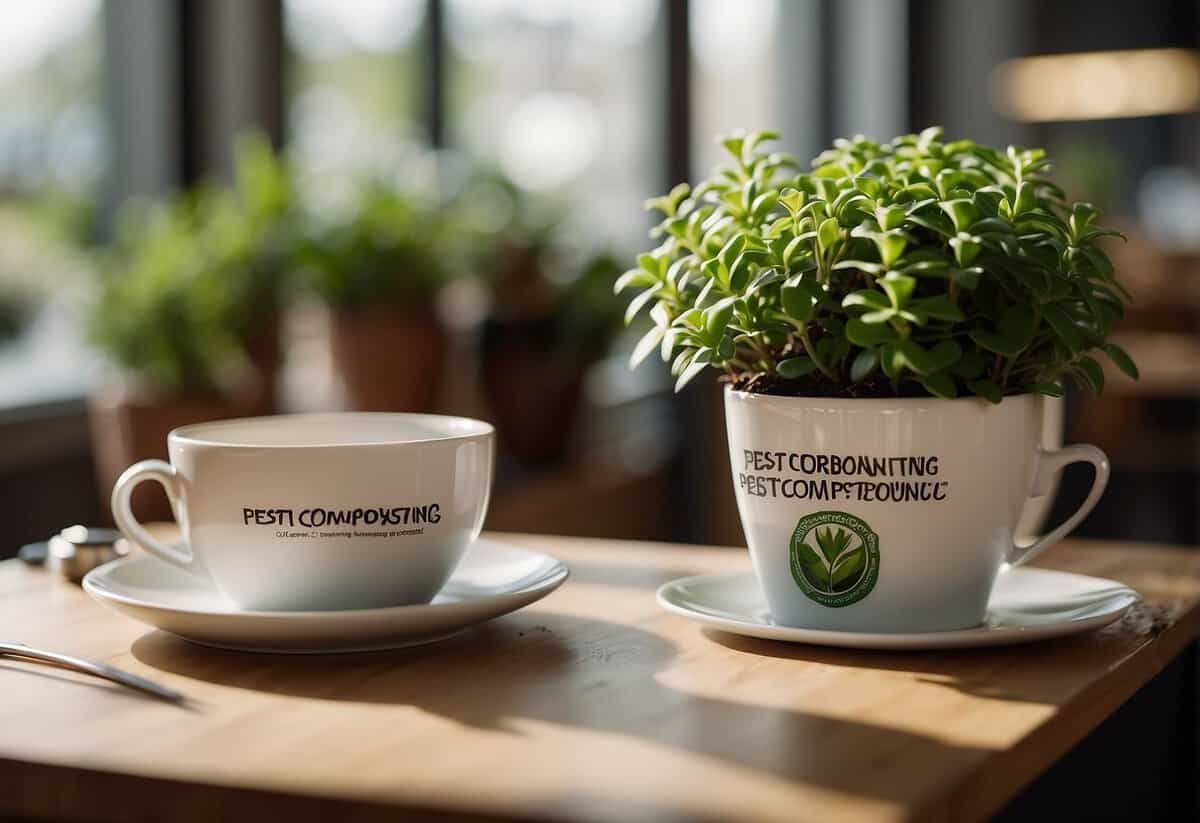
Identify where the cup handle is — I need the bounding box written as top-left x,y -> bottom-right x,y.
1008,444 -> 1110,566
111,459 -> 193,569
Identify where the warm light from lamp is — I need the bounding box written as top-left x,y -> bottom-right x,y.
992,48 -> 1200,122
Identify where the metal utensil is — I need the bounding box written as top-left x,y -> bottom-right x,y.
48,526 -> 128,583
0,641 -> 184,703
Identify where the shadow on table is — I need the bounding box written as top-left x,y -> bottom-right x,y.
132,610 -> 991,806
703,627 -> 1126,705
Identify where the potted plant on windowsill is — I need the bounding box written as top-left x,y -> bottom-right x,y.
302,181 -> 451,412
222,132 -> 303,409
481,249 -> 624,468
88,200 -> 275,522
454,171 -> 625,466
619,128 -> 1138,633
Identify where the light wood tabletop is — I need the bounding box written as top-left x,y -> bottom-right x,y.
2,533 -> 1199,823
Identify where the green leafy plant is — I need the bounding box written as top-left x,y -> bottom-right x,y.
794,526 -> 865,593
225,131 -> 303,327
618,127 -> 1138,400
89,133 -> 303,395
301,179 -> 450,312
90,199 -> 252,394
449,166 -> 624,364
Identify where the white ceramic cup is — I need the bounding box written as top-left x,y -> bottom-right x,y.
725,389 -> 1109,633
111,413 -> 495,611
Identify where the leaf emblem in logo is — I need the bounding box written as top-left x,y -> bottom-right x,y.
797,526 -> 866,594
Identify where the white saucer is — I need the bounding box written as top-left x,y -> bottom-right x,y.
657,567 -> 1140,650
84,539 -> 568,654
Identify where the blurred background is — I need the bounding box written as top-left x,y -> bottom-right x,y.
1,0 -> 1197,554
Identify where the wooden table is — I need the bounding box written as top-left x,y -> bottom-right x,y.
2,534 -> 1199,823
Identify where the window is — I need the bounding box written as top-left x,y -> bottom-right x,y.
285,0 -> 427,176
446,0 -> 662,251
689,0 -> 780,176
0,0 -> 103,406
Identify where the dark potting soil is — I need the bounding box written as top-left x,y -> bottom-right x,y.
724,371 -> 931,399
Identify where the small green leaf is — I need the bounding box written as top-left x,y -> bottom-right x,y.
842,290 -> 890,311
1033,381 -> 1065,398
875,205 -> 905,231
968,330 -> 1013,356
880,274 -> 916,308
1069,202 -> 1099,236
615,267 -> 656,293
910,295 -> 964,322
1041,303 -> 1083,354
879,343 -> 903,378
949,234 -> 981,266
817,217 -> 841,252
703,297 -> 736,339
720,134 -> 746,162
968,379 -> 1003,403
846,318 -> 899,346
623,288 -> 658,325
927,340 -> 963,371
874,231 -> 908,268
778,357 -> 817,379
894,340 -> 935,375
1102,342 -> 1139,380
939,199 -> 978,232
779,188 -> 805,215
674,350 -> 711,391
717,234 -> 746,270
630,326 -> 665,368
781,280 -> 821,322
1077,356 -> 1105,396
952,267 -> 982,289
850,348 -> 878,382
919,372 -> 958,398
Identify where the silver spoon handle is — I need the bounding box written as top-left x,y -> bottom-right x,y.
0,641 -> 184,703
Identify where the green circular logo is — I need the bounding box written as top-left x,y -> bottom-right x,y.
789,510 -> 880,607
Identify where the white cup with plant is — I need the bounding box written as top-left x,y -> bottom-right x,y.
620,128 -> 1137,633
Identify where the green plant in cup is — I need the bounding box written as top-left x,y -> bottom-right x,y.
618,127 -> 1138,399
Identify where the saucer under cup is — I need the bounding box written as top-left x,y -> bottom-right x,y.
657,566 -> 1139,650
84,538 -> 567,653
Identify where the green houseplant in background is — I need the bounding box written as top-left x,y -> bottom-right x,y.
461,171 -> 625,466
301,179 -> 452,412
618,127 -> 1139,633
88,197 -> 278,520
88,133 -> 299,521
481,248 -> 624,467
223,132 -> 303,407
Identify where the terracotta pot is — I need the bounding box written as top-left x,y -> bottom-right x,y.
89,383 -> 272,524
480,314 -> 587,468
329,308 -> 449,412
